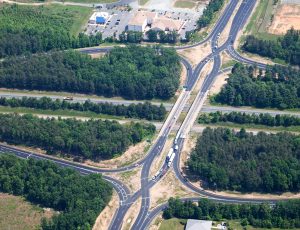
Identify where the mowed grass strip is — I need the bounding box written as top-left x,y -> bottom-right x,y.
245,0 -> 279,40
7,0 -> 117,4
0,106 -> 126,120
0,193 -> 53,230
174,1 -> 196,9
159,218 -> 186,230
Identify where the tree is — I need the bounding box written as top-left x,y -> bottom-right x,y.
0,155 -> 113,230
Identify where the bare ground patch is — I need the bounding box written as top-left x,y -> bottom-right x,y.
269,4 -> 300,35
0,193 -> 54,230
86,140 -> 152,169
89,53 -> 106,59
177,42 -> 211,67
208,72 -> 228,96
93,190 -> 119,230
150,170 -> 198,210
188,60 -> 213,104
107,168 -> 142,193
180,62 -> 187,87
179,133 -> 197,173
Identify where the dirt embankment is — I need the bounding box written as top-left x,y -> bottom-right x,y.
86,140 -> 151,169
269,4 -> 300,35
150,170 -> 198,210
177,42 -> 211,67
93,191 -> 119,230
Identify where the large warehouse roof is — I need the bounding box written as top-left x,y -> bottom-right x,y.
128,11 -> 157,26
151,17 -> 183,31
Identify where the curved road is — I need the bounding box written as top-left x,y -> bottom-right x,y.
1,1 -> 295,230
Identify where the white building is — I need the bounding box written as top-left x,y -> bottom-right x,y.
185,219 -> 212,230
127,11 -> 157,32
89,12 -> 109,24
151,17 -> 183,32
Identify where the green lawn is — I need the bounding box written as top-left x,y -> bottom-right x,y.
0,4 -> 93,36
55,0 -> 117,4
159,218 -> 186,230
221,59 -> 238,69
161,219 -> 300,230
245,0 -> 280,40
174,1 -> 196,9
138,0 -> 150,6
47,4 -> 93,36
0,106 -> 127,121
0,193 -> 53,230
199,122 -> 300,133
11,0 -> 117,4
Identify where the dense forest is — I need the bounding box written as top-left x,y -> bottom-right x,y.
164,198 -> 300,229
0,47 -> 181,100
0,97 -> 166,121
146,30 -> 179,43
197,0 -> 224,29
215,63 -> 300,109
0,4 -> 102,57
0,154 -> 112,230
187,127 -> 300,193
198,111 -> 300,127
0,113 -> 155,160
242,28 -> 300,66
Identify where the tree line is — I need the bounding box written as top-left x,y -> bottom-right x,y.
0,97 -> 166,121
106,30 -> 180,44
215,63 -> 300,109
198,111 -> 300,127
0,154 -> 112,230
0,4 -> 103,58
242,28 -> 300,66
146,30 -> 179,43
0,113 -> 155,160
187,127 -> 300,193
0,46 -> 181,100
197,0 -> 224,29
163,198 -> 300,229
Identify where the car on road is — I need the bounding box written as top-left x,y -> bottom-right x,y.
63,96 -> 73,101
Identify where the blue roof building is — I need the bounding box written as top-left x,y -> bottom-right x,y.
96,16 -> 106,24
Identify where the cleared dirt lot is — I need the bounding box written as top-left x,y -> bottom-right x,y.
93,191 -> 119,230
269,4 -> 300,35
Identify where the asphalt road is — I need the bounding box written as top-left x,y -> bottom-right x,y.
1,1 -> 298,229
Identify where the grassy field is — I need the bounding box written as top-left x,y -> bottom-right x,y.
47,4 -> 93,35
138,0 -> 150,6
0,193 -> 53,230
0,4 -> 92,36
174,1 -> 196,9
199,122 -> 300,133
221,59 -> 238,69
245,0 -> 280,40
10,0 -> 116,4
159,218 -> 186,230
160,219 -> 300,230
0,88 -> 177,104
0,106 -> 127,121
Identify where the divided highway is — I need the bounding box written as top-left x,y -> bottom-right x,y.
0,1 -> 296,230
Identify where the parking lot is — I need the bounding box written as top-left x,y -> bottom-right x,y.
86,9 -> 134,39
85,8 -> 199,40
154,10 -> 199,38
